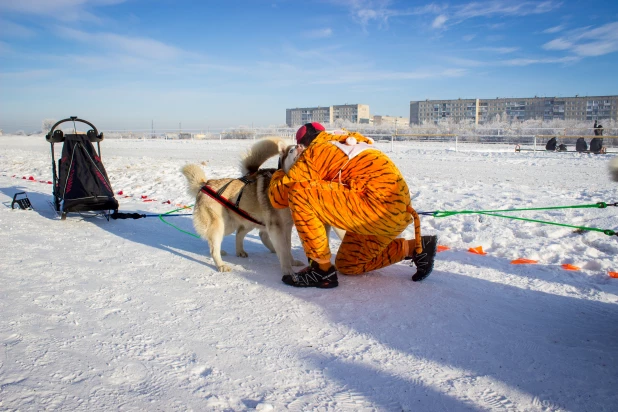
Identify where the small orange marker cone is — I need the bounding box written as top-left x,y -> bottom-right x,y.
561,264 -> 580,271
437,245 -> 450,253
609,271 -> 618,278
468,246 -> 487,255
511,258 -> 538,265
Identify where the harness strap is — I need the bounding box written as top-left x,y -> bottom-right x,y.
407,205 -> 423,254
216,179 -> 234,197
235,175 -> 255,208
200,185 -> 264,226
216,175 -> 256,208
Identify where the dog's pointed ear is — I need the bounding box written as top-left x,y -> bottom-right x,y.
277,140 -> 288,155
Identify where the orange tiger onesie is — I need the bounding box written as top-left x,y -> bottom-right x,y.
269,131 -> 415,275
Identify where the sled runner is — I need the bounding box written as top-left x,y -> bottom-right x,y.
45,117 -> 118,220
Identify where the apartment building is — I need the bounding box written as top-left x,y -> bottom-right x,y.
286,106 -> 332,127
332,104 -> 370,124
372,115 -> 409,126
286,104 -> 370,127
410,95 -> 618,125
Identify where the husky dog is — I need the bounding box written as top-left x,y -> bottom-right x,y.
182,137 -> 303,274
280,143 -> 305,174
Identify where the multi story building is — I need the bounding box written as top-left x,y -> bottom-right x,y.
286,104 -> 370,127
372,115 -> 409,126
286,106 -> 332,127
332,104 -> 370,124
410,95 -> 618,125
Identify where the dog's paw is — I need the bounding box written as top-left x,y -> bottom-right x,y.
237,251 -> 248,258
281,267 -> 296,276
217,264 -> 232,272
292,259 -> 304,266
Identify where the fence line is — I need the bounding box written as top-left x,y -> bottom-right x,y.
26,126 -> 616,153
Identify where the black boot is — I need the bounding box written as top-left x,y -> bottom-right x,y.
409,235 -> 437,282
282,260 -> 339,288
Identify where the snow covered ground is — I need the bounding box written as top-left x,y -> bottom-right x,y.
1,135 -> 617,411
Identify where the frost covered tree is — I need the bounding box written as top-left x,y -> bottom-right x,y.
42,119 -> 56,133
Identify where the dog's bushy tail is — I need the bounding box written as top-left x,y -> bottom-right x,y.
240,137 -> 287,175
181,164 -> 207,197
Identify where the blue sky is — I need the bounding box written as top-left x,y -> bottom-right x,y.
1,0 -> 618,132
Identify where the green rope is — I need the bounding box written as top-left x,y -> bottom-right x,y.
477,212 -> 616,236
158,205 -> 200,239
433,202 -> 617,237
433,202 -> 608,218
159,202 -> 617,238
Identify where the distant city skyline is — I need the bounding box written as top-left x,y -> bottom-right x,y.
1,0 -> 618,132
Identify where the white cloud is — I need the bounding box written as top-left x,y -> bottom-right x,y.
542,21 -> 618,57
56,27 -> 183,60
332,1 -> 560,32
303,28 -> 334,39
329,0 -> 424,28
432,15 -> 448,29
543,38 -> 572,50
0,0 -> 127,22
444,54 -> 581,68
412,4 -> 445,15
543,24 -> 565,33
476,46 -> 519,54
422,1 -> 560,31
444,56 -> 485,67
572,41 -> 618,57
280,43 -> 351,62
455,0 -> 560,19
328,0 -> 391,26
462,34 -> 476,41
500,56 -> 579,66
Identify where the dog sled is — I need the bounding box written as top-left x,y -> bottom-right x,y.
45,117 -> 118,220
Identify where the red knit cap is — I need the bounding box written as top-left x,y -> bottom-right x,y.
296,122 -> 325,145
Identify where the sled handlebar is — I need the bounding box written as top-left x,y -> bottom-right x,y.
46,117 -> 103,143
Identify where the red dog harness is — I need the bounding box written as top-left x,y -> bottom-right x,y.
200,175 -> 264,226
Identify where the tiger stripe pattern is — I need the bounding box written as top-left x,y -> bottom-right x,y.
269,131 -> 414,275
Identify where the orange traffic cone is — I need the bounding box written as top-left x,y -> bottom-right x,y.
468,246 -> 487,255
510,258 -> 538,265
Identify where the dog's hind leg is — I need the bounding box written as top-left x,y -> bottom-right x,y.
235,226 -> 253,258
207,220 -> 232,272
258,230 -> 276,253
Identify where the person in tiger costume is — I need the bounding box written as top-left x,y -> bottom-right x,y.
269,122 -> 437,288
